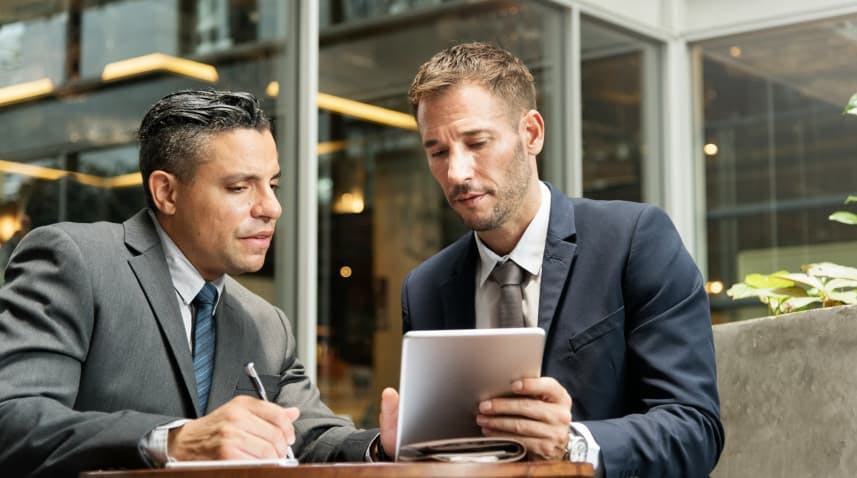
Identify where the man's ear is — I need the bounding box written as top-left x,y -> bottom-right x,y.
149,170 -> 179,216
521,109 -> 545,157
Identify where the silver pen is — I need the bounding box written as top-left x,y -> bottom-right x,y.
244,362 -> 296,460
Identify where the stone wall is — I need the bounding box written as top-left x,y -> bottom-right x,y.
712,304 -> 857,477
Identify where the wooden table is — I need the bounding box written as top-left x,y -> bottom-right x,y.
81,461 -> 593,478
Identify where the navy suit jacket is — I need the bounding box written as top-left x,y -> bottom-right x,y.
401,184 -> 723,477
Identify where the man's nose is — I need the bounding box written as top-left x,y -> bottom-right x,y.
447,147 -> 475,184
254,186 -> 282,220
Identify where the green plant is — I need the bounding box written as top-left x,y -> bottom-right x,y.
727,263 -> 857,315
726,92 -> 857,315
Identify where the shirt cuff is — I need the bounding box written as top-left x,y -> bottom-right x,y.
138,419 -> 191,467
365,433 -> 391,462
570,422 -> 603,478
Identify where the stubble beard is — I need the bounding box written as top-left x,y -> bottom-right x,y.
448,141 -> 531,232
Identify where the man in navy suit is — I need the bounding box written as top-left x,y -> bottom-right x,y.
388,42 -> 723,477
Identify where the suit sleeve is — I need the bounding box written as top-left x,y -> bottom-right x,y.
268,306 -> 378,462
581,206 -> 724,478
0,226 -> 178,477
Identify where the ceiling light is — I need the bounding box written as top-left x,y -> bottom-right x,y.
0,78 -> 54,107
317,92 -> 417,131
102,53 -> 218,83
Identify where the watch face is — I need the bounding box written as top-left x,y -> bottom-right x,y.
569,436 -> 588,462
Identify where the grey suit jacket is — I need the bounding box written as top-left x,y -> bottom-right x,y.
0,210 -> 375,477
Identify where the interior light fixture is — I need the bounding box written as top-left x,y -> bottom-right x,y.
317,92 -> 417,131
0,78 -> 54,107
0,160 -> 142,188
265,82 -> 416,131
317,140 -> 348,156
266,81 -> 279,97
101,53 -> 219,83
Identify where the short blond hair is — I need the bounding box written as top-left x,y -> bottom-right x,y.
408,42 -> 536,118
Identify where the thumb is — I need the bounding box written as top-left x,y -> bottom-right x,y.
379,387 -> 399,457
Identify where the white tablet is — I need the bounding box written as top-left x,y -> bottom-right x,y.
394,327 -> 545,459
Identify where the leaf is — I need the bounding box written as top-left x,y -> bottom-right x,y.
805,263 -> 857,281
825,278 -> 857,290
726,283 -> 763,300
745,272 -> 793,289
779,296 -> 822,313
829,211 -> 857,225
768,286 -> 810,298
845,195 -> 857,204
845,92 -> 857,116
775,272 -> 824,291
829,291 -> 857,305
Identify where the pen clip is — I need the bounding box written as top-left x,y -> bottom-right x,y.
244,362 -> 268,401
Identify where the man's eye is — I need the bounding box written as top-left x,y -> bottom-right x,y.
227,186 -> 247,192
470,141 -> 487,149
430,150 -> 448,158
270,183 -> 280,191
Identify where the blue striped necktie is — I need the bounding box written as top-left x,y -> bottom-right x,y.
193,282 -> 218,413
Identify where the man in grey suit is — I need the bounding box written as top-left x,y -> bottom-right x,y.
0,90 -> 394,477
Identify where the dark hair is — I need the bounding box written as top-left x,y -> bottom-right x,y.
137,89 -> 271,209
408,42 -> 536,118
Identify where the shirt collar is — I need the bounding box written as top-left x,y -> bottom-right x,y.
475,181 -> 551,288
147,210 -> 225,306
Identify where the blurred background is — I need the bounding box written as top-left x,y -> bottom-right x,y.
1,0 -> 856,427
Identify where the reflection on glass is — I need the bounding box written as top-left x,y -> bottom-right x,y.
0,11 -> 67,87
697,15 -> 857,322
0,2 -> 287,300
317,0 -> 563,426
581,20 -> 651,202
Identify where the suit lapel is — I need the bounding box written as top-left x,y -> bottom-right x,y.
206,285 -> 249,411
538,184 -> 578,333
440,235 -> 478,330
124,210 -> 200,415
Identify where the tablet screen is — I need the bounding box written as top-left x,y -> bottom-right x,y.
394,327 -> 545,459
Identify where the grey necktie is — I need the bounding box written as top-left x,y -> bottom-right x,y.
490,260 -> 526,328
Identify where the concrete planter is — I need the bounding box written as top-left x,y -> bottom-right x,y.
712,304 -> 857,478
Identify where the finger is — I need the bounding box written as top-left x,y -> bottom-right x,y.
512,377 -> 572,405
237,396 -> 300,444
379,387 -> 399,456
217,397 -> 295,456
478,397 -> 571,426
477,413 -> 559,440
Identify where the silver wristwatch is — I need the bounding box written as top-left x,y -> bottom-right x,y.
566,428 -> 589,462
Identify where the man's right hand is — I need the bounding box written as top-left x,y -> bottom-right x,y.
167,395 -> 300,461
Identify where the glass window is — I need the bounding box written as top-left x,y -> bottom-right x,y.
0,1 -> 291,301
695,16 -> 857,321
0,7 -> 67,87
581,18 -> 661,204
317,0 -> 564,426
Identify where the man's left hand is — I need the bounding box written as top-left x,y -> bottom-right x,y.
476,377 -> 572,461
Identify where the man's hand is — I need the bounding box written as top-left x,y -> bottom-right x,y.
378,387 -> 399,459
476,377 -> 572,461
167,395 -> 300,461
